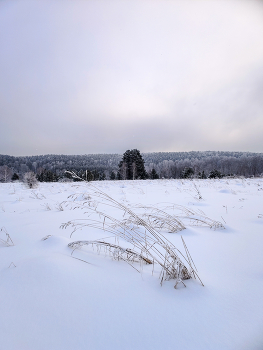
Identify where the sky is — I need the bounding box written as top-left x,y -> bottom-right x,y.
0,0 -> 263,156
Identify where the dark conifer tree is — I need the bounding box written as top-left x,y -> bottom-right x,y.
208,169 -> 223,179
198,171 -> 207,179
85,170 -> 94,182
99,172 -> 106,181
11,173 -> 19,181
37,169 -> 58,182
110,171 -> 116,180
181,167 -> 194,179
92,170 -> 99,181
149,168 -> 159,179
118,149 -> 147,180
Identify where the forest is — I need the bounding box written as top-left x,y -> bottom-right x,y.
0,150 -> 263,182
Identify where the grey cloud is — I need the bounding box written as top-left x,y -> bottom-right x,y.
0,0 -> 263,155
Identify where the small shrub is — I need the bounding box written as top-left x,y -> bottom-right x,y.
23,172 -> 38,188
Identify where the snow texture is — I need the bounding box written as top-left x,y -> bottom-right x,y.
0,178 -> 263,350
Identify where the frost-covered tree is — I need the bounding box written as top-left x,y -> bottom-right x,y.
119,162 -> 127,180
1,151 -> 263,179
0,165 -> 13,182
99,172 -> 106,181
23,172 -> 38,188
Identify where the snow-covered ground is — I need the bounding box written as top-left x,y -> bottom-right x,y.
0,178 -> 263,350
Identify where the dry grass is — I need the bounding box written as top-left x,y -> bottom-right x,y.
68,240 -> 152,272
0,227 -> 14,247
61,171 -> 208,288
30,191 -> 46,200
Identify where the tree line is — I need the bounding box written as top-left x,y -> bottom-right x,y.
0,150 -> 263,182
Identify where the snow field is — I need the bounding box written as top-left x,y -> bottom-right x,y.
0,178 -> 263,350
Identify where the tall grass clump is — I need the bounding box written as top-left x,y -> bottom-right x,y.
61,172 -> 213,288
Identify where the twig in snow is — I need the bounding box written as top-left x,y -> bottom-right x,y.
0,227 -> 14,246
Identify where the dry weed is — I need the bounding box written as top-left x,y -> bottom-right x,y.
0,227 -> 14,247
61,172 -> 206,289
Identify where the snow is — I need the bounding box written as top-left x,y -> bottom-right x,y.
0,178 -> 263,350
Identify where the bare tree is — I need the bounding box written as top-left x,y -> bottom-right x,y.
120,162 -> 127,180
0,165 -> 13,183
23,172 -> 38,188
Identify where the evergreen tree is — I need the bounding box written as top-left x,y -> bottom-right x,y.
118,149 -> 147,180
181,167 -> 194,179
92,169 -> 100,181
149,168 -> 159,179
198,171 -> 207,179
37,169 -> 58,182
208,169 -> 223,179
11,173 -> 19,181
110,171 -> 116,180
85,170 -> 94,182
99,172 -> 106,181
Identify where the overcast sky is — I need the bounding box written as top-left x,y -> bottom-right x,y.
0,0 -> 263,156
